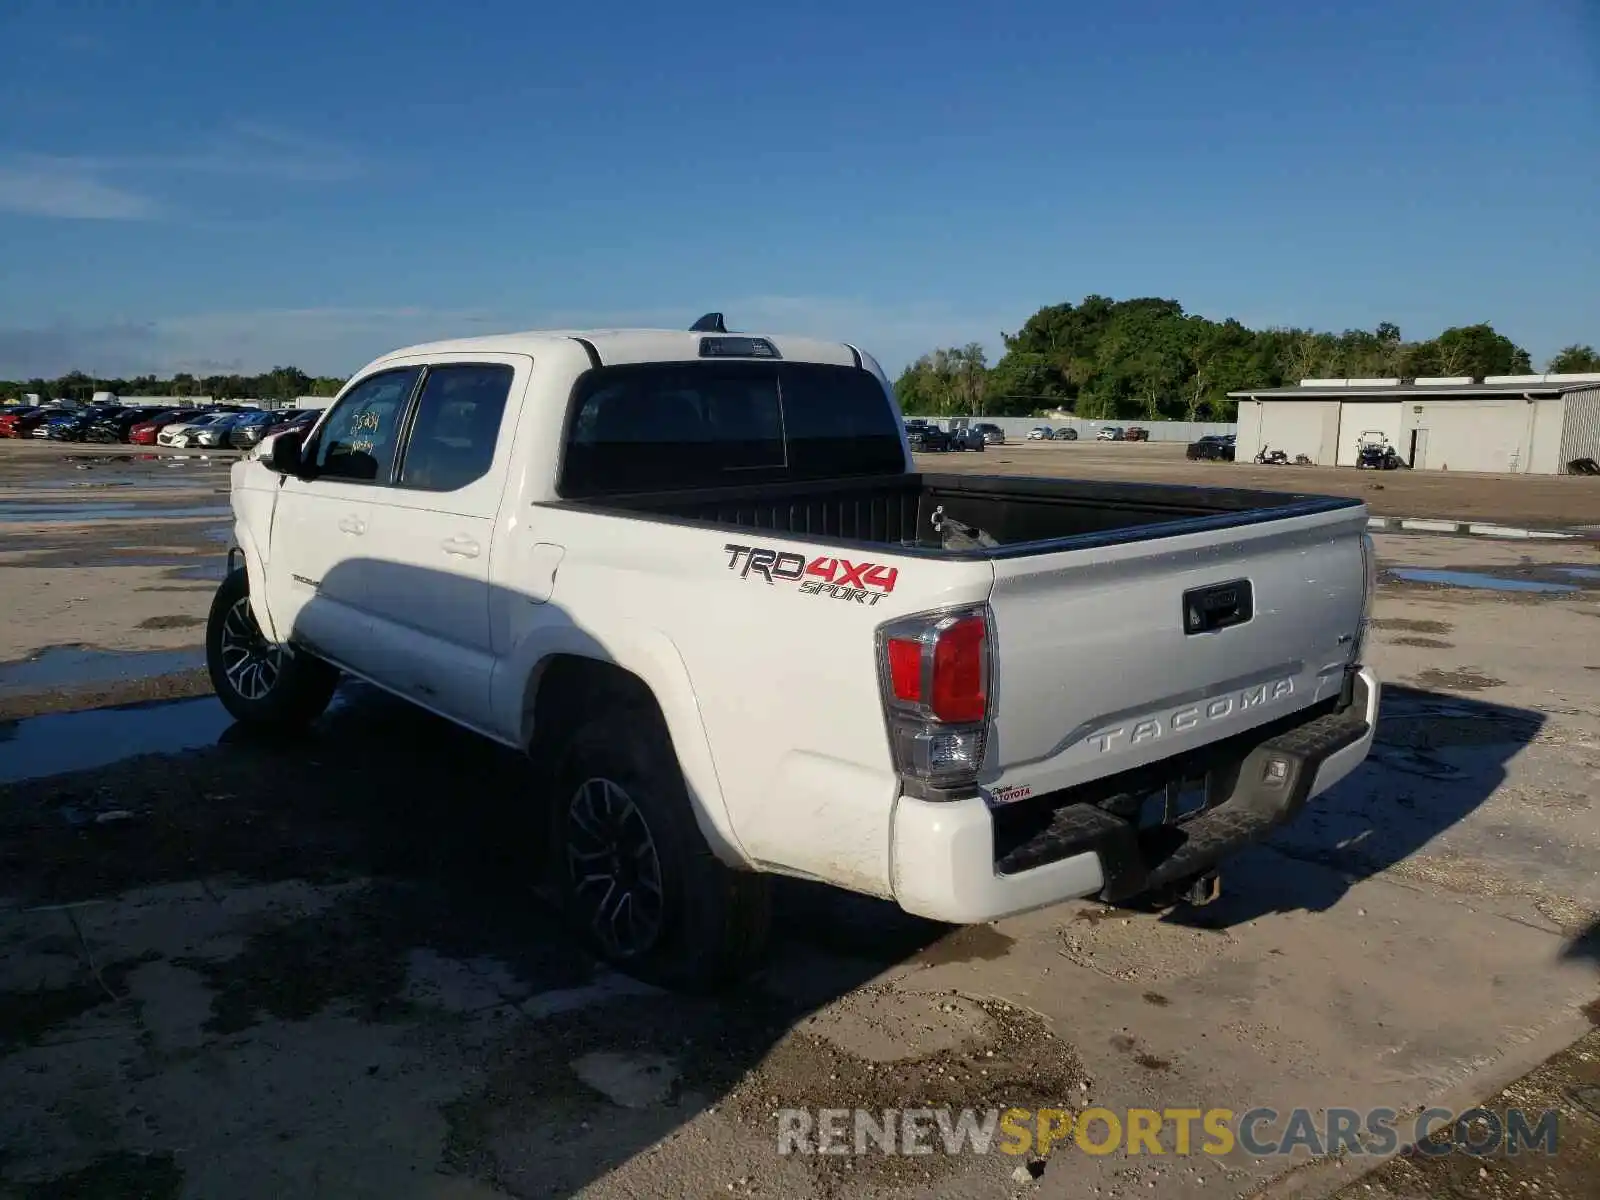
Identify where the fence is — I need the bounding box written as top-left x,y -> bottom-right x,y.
905,415 -> 1238,443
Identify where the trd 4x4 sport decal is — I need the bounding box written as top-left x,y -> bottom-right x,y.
723,544 -> 899,606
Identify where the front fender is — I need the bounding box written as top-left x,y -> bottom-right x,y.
230,522 -> 279,642
226,460 -> 286,641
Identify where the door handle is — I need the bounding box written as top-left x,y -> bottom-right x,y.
338,515 -> 366,535
442,536 -> 481,559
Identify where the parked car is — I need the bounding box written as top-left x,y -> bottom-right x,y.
1186,434 -> 1237,461
0,406 -> 45,438
128,411 -> 193,445
947,425 -> 986,452
190,413 -> 246,448
1026,426 -> 1055,441
210,320 -> 1380,989
84,407 -> 165,443
37,410 -> 97,441
972,423 -> 1005,446
263,412 -> 317,439
1124,426 -> 1150,442
1058,426 -> 1078,440
905,419 -> 951,452
158,413 -> 228,447
231,410 -> 305,450
1097,426 -> 1125,441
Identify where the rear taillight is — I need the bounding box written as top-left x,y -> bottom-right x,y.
877,606 -> 992,795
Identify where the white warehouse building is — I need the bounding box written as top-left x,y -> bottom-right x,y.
1229,374 -> 1600,474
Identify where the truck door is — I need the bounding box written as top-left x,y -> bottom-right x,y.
266,367 -> 421,671
359,355 -> 529,731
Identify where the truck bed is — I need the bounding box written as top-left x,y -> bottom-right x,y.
553,473 -> 1363,557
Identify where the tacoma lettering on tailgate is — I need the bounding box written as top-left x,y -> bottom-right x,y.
724,544 -> 899,606
1086,677 -> 1295,753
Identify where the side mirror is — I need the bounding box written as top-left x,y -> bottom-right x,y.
263,428 -> 309,476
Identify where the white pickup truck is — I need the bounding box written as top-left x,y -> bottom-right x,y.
209,317 -> 1381,988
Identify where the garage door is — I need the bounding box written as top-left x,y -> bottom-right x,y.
1257,402 -> 1335,463
1336,402 -> 1403,466
1413,403 -> 1528,473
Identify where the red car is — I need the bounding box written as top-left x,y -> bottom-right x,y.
0,407 -> 54,438
263,413 -> 316,439
128,410 -> 191,445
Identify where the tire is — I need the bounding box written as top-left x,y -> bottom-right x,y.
205,567 -> 339,729
554,707 -> 771,991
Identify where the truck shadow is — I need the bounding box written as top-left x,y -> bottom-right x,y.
5,551 -> 1539,1194
0,563 -> 975,1197
1159,683 -> 1546,928
1560,916 -> 1600,969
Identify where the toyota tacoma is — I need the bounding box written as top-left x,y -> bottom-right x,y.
209,315 -> 1381,988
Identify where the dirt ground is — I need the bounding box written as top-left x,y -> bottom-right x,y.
923,440 -> 1600,530
2,440 -> 1599,1199
0,443 -> 231,669
1323,1026 -> 1600,1200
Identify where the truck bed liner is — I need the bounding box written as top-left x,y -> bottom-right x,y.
552,473 -> 1362,558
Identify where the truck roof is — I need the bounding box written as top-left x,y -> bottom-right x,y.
369,328 -> 869,371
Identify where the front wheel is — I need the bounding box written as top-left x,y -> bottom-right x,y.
206,567 -> 339,728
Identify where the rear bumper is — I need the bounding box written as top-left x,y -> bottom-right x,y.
889,666 -> 1380,924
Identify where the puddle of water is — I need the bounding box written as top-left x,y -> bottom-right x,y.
61,454 -> 163,464
0,696 -> 235,784
0,645 -> 206,696
0,503 -> 228,522
1556,566 -> 1600,581
0,688 -> 373,784
35,476 -> 207,491
1386,568 -> 1579,594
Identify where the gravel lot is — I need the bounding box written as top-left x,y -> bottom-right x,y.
1,440 -> 1598,1199
926,439 -> 1600,531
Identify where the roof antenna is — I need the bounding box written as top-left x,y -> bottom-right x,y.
690,312 -> 728,333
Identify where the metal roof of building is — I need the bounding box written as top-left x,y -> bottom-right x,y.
1229,376 -> 1600,401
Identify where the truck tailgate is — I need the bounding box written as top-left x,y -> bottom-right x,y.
985,503 -> 1369,799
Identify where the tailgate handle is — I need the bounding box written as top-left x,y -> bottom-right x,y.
1183,580 -> 1253,635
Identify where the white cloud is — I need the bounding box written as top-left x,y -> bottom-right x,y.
0,296 -> 1019,380
128,123 -> 365,183
0,124 -> 364,222
0,158 -> 157,220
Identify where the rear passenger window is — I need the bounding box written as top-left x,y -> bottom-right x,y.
398,364 -> 514,492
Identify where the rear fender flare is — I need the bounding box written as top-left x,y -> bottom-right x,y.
506,622 -> 752,870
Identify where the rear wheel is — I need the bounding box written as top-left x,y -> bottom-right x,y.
554,706 -> 770,991
206,567 -> 339,728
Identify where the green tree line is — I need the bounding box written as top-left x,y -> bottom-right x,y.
1,365 -> 346,404
896,296 -> 1600,421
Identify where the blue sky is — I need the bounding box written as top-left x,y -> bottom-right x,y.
1,0 -> 1595,380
